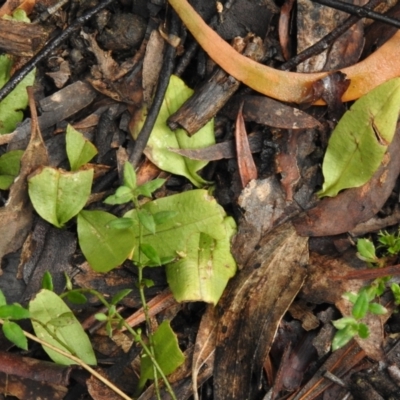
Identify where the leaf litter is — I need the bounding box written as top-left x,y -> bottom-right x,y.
2,1 -> 400,399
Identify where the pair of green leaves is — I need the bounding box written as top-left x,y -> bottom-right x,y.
28,125 -> 97,227
0,288 -> 96,366
319,77 -> 400,197
79,189 -> 237,305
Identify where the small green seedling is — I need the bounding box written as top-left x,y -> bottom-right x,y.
332,232 -> 400,350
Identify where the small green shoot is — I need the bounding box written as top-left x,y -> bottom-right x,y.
332,231 -> 400,350
0,289 -> 29,350
66,124 -> 98,171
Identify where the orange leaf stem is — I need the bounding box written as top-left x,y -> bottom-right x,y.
168,0 -> 400,104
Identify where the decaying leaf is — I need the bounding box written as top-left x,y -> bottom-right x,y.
0,88 -> 48,268
214,222 -> 308,400
192,305 -> 217,399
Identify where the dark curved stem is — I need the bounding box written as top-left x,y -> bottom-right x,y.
129,11 -> 180,167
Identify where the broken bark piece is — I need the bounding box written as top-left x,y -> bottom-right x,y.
222,95 -> 322,129
0,371 -> 68,400
7,81 -> 97,150
0,351 -> 71,386
293,122 -> 400,237
0,18 -> 49,57
168,35 -> 265,135
214,222 -> 308,400
232,177 -> 301,267
170,131 -> 263,161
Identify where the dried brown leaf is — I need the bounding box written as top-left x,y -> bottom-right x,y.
235,103 -> 257,188
214,222 -> 308,400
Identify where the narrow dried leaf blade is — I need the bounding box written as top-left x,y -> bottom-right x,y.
235,103 -> 257,188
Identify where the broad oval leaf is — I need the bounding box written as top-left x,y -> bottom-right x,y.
77,210 -> 135,272
131,75 -> 215,187
138,320 -> 185,390
0,150 -> 23,189
319,77 -> 400,197
125,190 -> 237,304
29,289 -> 96,365
66,124 -> 98,171
28,167 -> 93,228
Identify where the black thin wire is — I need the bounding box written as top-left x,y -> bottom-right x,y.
129,12 -> 180,168
281,0 -> 383,70
311,0 -> 400,29
0,0 -> 116,102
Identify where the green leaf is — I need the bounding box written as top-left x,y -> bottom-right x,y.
131,75 -> 215,187
111,289 -> 132,305
41,271 -> 54,291
77,210 -> 135,272
368,302 -> 387,315
0,150 -> 23,189
0,304 -> 30,320
66,291 -> 87,304
357,323 -> 370,339
153,210 -> 179,225
0,55 -> 35,134
342,292 -> 358,304
318,77 -> 400,197
95,313 -> 108,321
138,321 -> 185,389
47,312 -> 75,328
352,290 -> 369,320
0,290 -> 6,307
332,324 -> 358,351
125,190 -> 237,304
391,283 -> 400,304
66,124 -> 98,171
28,167 -> 93,228
332,316 -> 357,330
134,178 -> 165,198
140,243 -> 161,266
357,238 -> 377,262
137,209 -> 156,234
29,289 -> 96,365
104,186 -> 134,205
123,162 -> 136,190
107,217 -> 135,229
2,321 -> 27,350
